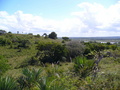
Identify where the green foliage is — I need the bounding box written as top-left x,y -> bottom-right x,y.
66,41 -> 85,58
42,33 -> 48,39
84,42 -> 118,59
36,41 -> 68,63
74,56 -> 95,78
85,42 -> 105,52
114,58 -> 120,63
8,31 -> 12,34
37,76 -> 66,90
48,32 -> 57,39
0,76 -> 18,90
28,56 -> 40,65
87,73 -> 120,90
28,33 -> 33,35
0,37 -> 12,46
106,42 -> 111,45
37,77 -> 49,90
35,34 -> 40,38
0,30 -> 6,35
83,47 -> 91,55
17,39 -> 31,49
62,37 -> 70,41
109,44 -> 117,50
18,68 -> 42,89
0,55 -> 10,75
0,33 -> 120,90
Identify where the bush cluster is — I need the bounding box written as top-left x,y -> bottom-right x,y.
36,41 -> 68,63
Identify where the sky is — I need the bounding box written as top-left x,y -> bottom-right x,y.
0,0 -> 120,37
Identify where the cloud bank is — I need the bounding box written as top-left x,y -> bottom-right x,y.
0,1 -> 120,37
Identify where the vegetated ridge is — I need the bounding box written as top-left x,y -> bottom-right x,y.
0,30 -> 120,90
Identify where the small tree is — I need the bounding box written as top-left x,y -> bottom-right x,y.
48,32 -> 57,39
42,33 -> 48,39
0,30 -> 6,35
62,37 -> 70,41
66,41 -> 85,59
28,33 -> 33,35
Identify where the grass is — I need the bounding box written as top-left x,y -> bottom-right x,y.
88,56 -> 120,90
0,76 -> 18,90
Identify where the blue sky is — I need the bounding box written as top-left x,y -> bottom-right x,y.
0,0 -> 120,37
0,0 -> 118,19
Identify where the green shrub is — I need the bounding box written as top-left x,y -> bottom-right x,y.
66,41 -> 85,59
17,39 -> 31,49
0,37 -> 12,46
74,56 -> 95,78
18,68 -> 42,89
36,41 -> 68,63
84,42 -> 106,52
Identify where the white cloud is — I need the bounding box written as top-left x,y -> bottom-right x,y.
71,1 -> 120,36
1,1 -> 120,37
0,11 -> 60,35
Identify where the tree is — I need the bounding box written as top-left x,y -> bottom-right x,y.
66,41 -> 85,59
62,37 -> 70,41
48,32 -> 57,39
8,31 -> 12,34
0,30 -> 6,35
42,33 -> 48,39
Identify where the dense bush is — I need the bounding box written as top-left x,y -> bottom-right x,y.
17,39 -> 31,49
84,42 -> 105,52
66,41 -> 85,59
36,41 -> 68,63
0,37 -> 12,46
84,42 -> 118,59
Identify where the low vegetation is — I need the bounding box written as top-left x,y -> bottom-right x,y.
0,31 -> 120,90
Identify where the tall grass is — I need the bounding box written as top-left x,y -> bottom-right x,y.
0,76 -> 17,90
0,55 -> 10,75
18,68 -> 42,89
37,76 -> 66,90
